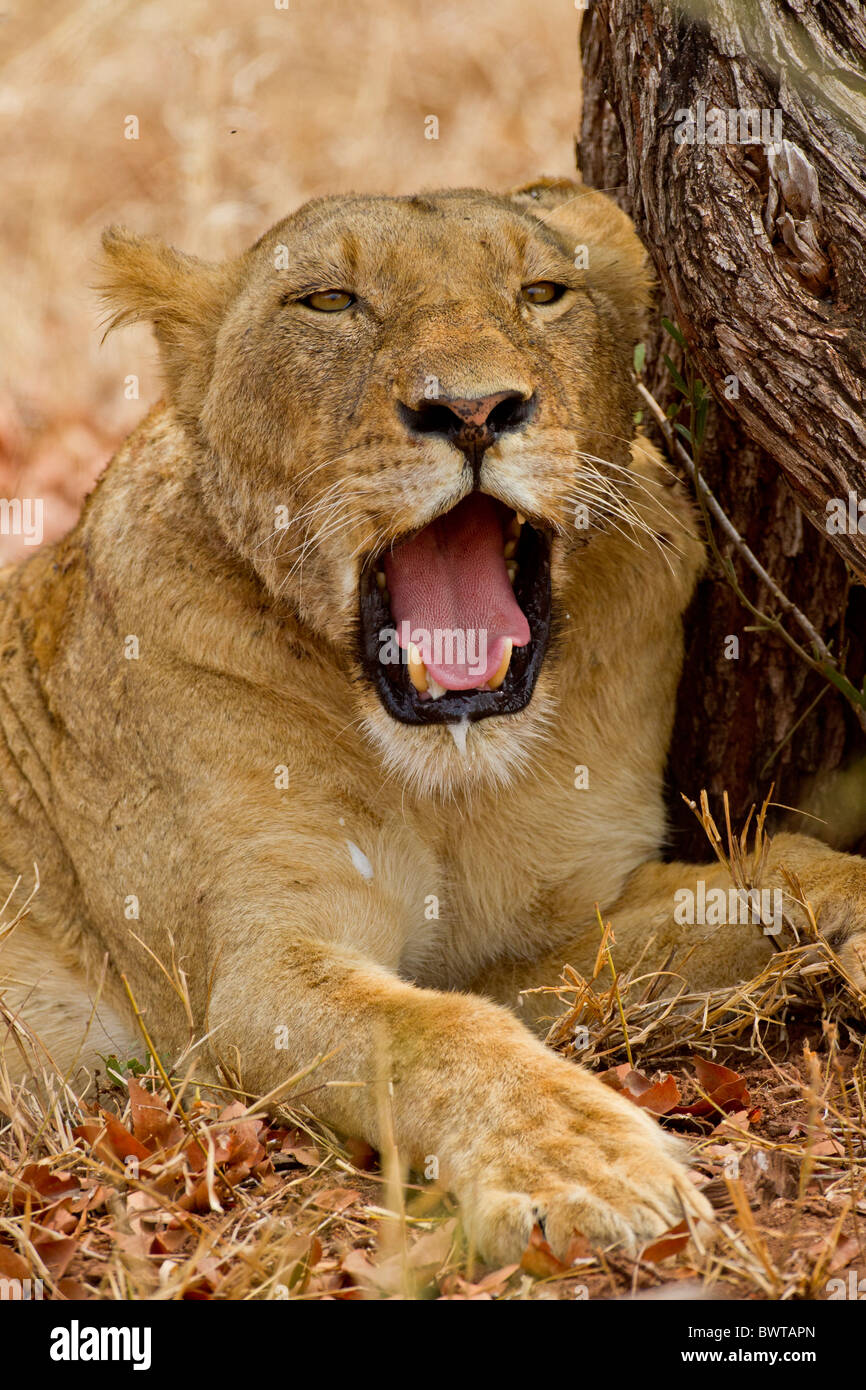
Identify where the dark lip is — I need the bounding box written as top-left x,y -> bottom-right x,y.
358,504 -> 552,725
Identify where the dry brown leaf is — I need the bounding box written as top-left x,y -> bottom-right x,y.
0,1245 -> 31,1280
33,1234 -> 78,1279
128,1078 -> 184,1150
643,1221 -> 690,1263
73,1114 -> 151,1166
311,1186 -> 361,1214
520,1223 -> 569,1277
278,1128 -> 321,1167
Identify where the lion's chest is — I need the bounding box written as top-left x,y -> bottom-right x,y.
398,766 -> 664,988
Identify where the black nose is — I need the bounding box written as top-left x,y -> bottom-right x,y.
398,390 -> 535,466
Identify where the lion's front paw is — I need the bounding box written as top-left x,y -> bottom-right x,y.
801,896 -> 866,993
452,1063 -> 714,1266
833,928 -> 866,992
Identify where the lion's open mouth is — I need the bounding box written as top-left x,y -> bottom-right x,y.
359,494 -> 552,724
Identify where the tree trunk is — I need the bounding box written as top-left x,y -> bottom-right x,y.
578,0 -> 866,860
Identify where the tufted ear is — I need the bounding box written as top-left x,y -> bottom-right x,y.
97,226 -> 242,421
509,176 -> 653,341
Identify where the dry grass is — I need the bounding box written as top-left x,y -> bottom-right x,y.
2,0 -> 864,1304
0,0 -> 582,561
2,828 -> 865,1301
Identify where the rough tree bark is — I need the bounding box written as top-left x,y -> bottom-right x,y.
578,0 -> 866,859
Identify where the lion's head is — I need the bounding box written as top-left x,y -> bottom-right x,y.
100,178 -> 653,795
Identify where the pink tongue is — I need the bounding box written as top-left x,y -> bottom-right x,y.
384,494 -> 530,690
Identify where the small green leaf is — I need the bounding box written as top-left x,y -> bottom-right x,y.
99,1051 -> 148,1083
695,396 -> 709,447
674,421 -> 694,445
633,342 -> 646,374
633,409 -> 644,425
101,1054 -> 127,1085
661,316 -> 686,348
663,354 -> 689,397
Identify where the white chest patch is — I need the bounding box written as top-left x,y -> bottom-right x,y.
345,839 -> 374,881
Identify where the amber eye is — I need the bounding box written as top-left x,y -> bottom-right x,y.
521,281 -> 567,304
301,289 -> 355,312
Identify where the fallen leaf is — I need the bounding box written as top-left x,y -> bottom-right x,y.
643,1221 -> 690,1263
57,1278 -> 92,1300
33,1235 -> 78,1279
128,1078 -> 184,1150
634,1074 -> 681,1115
600,1064 -> 652,1097
311,1187 -> 361,1214
600,1066 -> 681,1115
73,1114 -> 150,1166
520,1223 -> 568,1277
0,1246 -> 31,1280
672,1058 -> 750,1117
345,1137 -> 378,1171
17,1164 -> 80,1204
811,1136 -> 845,1157
278,1128 -> 321,1167
828,1235 -> 861,1272
439,1262 -> 520,1299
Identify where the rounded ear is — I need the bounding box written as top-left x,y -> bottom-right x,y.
97,226 -> 243,421
508,176 -> 654,341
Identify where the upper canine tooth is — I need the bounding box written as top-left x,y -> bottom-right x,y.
516,513 -> 526,527
507,515 -> 523,539
407,642 -> 428,693
503,538 -> 518,559
487,639 -> 513,690
427,675 -> 447,700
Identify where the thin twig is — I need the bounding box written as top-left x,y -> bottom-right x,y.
637,381 -> 832,660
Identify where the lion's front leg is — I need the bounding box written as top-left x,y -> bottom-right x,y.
475,833 -> 866,1028
203,893 -> 712,1265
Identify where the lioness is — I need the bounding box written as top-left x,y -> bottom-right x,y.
2,178 -> 864,1264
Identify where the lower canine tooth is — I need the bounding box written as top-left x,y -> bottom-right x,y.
506,560 -> 518,584
503,538 -> 518,559
407,642 -> 428,693
427,675 -> 447,700
487,639 -> 513,690
375,570 -> 387,590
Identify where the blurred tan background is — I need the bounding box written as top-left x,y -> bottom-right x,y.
0,0 -> 583,558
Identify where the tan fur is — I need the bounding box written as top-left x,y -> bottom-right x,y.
1,177 -> 864,1262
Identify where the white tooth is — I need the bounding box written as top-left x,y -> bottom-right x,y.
427,675 -> 447,700
376,570 -> 387,590
516,513 -> 526,527
407,642 -> 428,693
506,560 -> 518,585
503,538 -> 518,560
507,515 -> 523,540
487,638 -> 513,690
